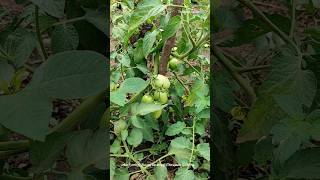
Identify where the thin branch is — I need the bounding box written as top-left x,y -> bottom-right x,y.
237,0 -> 301,57
213,45 -> 257,104
35,6 -> 48,59
237,65 -> 270,73
289,0 -> 296,39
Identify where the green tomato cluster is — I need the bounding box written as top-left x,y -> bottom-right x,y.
140,74 -> 172,119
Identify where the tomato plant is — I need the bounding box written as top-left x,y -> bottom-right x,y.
213,0 -> 320,179
110,0 -> 210,179
0,0 -> 107,179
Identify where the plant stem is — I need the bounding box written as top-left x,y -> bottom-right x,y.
49,91 -> 106,133
35,6 -> 48,60
0,149 -> 26,159
237,65 -> 270,73
237,0 -> 301,57
173,72 -> 190,94
289,0 -> 296,39
213,45 -> 257,104
148,153 -> 172,167
0,174 -> 32,180
0,140 -> 29,151
187,118 -> 196,169
51,16 -> 86,27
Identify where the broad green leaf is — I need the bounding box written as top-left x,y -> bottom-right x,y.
66,129 -> 107,178
29,50 -> 107,99
0,62 -> 14,83
84,9 -> 108,36
0,89 -> 51,140
154,164 -> 167,180
161,16 -> 181,41
110,78 -> 148,106
169,136 -> 192,162
196,143 -> 210,161
113,168 -> 130,180
239,49 -> 317,142
29,0 -> 65,18
174,167 -> 195,180
127,128 -> 143,147
276,148 -> 320,179
131,102 -> 164,115
39,15 -> 58,33
52,25 -> 79,53
0,28 -> 36,67
110,139 -> 121,154
131,116 -> 154,142
30,133 -> 72,173
124,0 -> 165,45
165,121 -> 186,136
273,95 -> 304,118
271,117 -> 312,164
253,136 -> 273,165
143,30 -> 158,58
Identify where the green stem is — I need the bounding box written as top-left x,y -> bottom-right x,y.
122,140 -> 150,175
213,45 -> 257,104
49,91 -> 106,133
289,0 -> 296,39
35,6 -> 48,60
154,52 -> 160,75
0,140 -> 29,151
173,72 -> 190,94
187,118 -> 196,169
172,33 -> 209,59
0,174 -> 31,180
148,153 -> 172,167
51,16 -> 86,27
0,149 -> 26,159
237,0 -> 301,57
237,65 -> 270,73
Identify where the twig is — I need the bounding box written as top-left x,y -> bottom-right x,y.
213,45 -> 257,104
35,6 -> 48,59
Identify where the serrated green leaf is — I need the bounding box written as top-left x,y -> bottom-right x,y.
154,164 -> 167,180
196,143 -> 210,161
52,25 -> 79,53
111,78 -> 148,106
143,30 -> 158,58
127,128 -> 143,147
239,49 -> 317,142
124,0 -> 165,45
165,121 -> 186,136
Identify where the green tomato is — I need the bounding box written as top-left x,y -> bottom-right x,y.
154,74 -> 170,89
110,82 -> 116,91
172,47 -> 178,51
152,109 -> 162,119
169,58 -> 180,70
114,120 -> 127,135
154,91 -> 168,104
141,94 -> 154,103
204,43 -> 209,48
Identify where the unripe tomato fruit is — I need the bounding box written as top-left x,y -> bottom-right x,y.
141,94 -> 154,103
158,92 -> 168,104
169,58 -> 180,70
110,82 -> 116,91
154,74 -> 170,89
152,109 -> 162,119
114,119 -> 127,135
172,47 -> 178,51
204,43 -> 209,48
